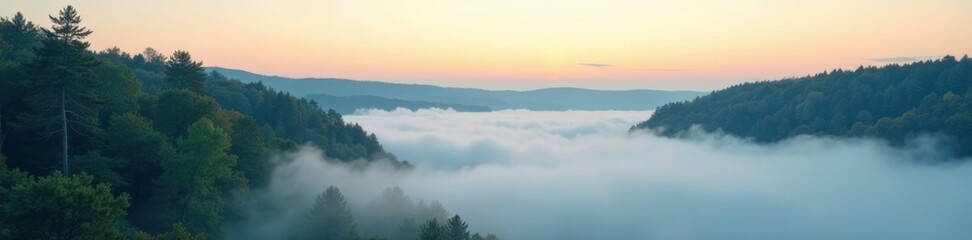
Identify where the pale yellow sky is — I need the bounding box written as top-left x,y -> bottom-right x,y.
2,0 -> 970,90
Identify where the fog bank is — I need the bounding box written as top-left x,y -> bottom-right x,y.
237,108 -> 972,239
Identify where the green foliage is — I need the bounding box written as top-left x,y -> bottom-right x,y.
103,112 -> 168,208
154,89 -> 220,138
204,76 -> 399,162
72,151 -> 127,188
302,186 -> 358,240
0,12 -> 42,63
419,218 -> 445,240
133,223 -> 207,240
636,56 -> 972,157
157,118 -> 246,238
363,187 -> 417,238
0,172 -> 129,240
0,165 -> 28,238
165,50 -> 206,93
47,5 -> 92,44
93,59 -> 140,122
16,5 -> 103,174
444,215 -> 470,240
365,235 -> 389,240
229,116 -> 270,187
103,47 -> 169,92
0,6 -> 413,239
0,154 -> 7,171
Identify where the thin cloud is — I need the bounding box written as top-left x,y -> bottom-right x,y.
869,56 -> 936,63
626,68 -> 694,72
579,63 -> 613,68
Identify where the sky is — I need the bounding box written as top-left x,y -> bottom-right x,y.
2,1 -> 971,90
227,109 -> 972,239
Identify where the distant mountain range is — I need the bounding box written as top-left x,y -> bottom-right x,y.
305,95 -> 490,114
205,66 -> 705,112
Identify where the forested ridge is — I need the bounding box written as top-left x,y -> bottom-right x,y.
635,56 -> 972,157
0,6 -> 497,240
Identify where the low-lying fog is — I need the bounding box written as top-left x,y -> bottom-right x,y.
236,109 -> 972,240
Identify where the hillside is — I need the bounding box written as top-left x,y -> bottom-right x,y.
206,66 -> 705,111
0,8 -> 402,238
634,56 -> 972,157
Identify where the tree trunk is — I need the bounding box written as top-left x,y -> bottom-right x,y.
61,88 -> 69,175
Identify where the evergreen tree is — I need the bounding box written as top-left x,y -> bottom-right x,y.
419,218 -> 445,240
17,5 -> 101,175
362,186 -> 416,238
303,186 -> 358,240
470,233 -> 484,240
444,215 -> 470,240
165,50 -> 206,93
0,12 -> 42,63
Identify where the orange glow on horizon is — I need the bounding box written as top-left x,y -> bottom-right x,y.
2,0 -> 969,91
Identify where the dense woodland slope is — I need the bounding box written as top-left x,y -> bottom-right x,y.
0,7 -> 497,240
207,66 -> 705,111
635,56 -> 972,157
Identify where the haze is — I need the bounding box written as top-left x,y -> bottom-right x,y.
228,109 -> 972,239
2,0 -> 970,90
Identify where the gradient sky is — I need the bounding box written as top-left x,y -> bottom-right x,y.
2,1 -> 970,91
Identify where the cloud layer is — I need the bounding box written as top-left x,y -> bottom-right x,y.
239,109 -> 972,239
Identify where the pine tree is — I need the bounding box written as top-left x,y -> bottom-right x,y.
470,233 -> 484,240
419,218 -> 445,240
0,12 -> 42,62
444,215 -> 470,240
304,186 -> 358,240
18,5 -> 101,175
165,50 -> 206,93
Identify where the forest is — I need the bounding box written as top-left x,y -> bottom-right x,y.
0,6 -> 497,240
635,56 -> 972,158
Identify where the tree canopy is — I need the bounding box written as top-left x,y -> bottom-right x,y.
0,172 -> 129,240
0,6 -> 483,240
165,50 -> 206,93
635,56 -> 972,158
